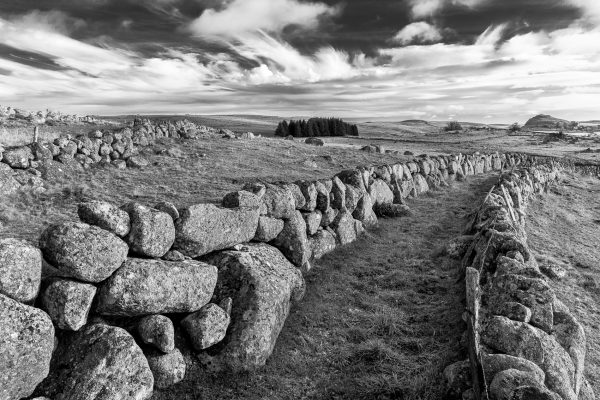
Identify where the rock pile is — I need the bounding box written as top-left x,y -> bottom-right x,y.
444,164 -> 596,399
0,105 -> 102,125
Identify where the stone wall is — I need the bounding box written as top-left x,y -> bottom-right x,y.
444,162 -> 596,399
0,151 -> 549,400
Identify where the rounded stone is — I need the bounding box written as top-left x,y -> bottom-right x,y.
0,238 -> 42,302
78,200 -> 131,237
138,315 -> 175,353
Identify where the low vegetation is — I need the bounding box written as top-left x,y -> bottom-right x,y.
444,121 -> 463,132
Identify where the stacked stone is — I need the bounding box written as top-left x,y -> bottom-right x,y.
444,166 -> 595,400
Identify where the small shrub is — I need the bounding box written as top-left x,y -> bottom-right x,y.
508,122 -> 521,133
444,121 -> 463,132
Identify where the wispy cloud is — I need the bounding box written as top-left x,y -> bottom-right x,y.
393,22 -> 443,44
187,0 -> 338,39
407,0 -> 487,19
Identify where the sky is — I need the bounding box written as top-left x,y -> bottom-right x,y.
0,0 -> 599,122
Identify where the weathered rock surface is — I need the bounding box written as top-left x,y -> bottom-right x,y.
78,200 -> 131,237
0,238 -> 42,302
222,190 -> 261,209
2,146 -> 33,168
296,181 -> 317,211
309,229 -> 337,260
182,303 -> 230,350
331,211 -> 358,245
369,179 -> 394,206
303,210 -> 322,235
254,216 -> 284,242
153,201 -> 179,221
489,369 -> 546,400
374,203 -> 411,218
38,323 -> 154,400
482,316 -> 577,400
0,293 -> 54,400
202,243 -> 305,371
138,314 -> 175,353
97,258 -> 218,316
126,155 -> 149,168
272,210 -> 311,270
122,202 -> 175,258
175,204 -> 259,257
42,279 -> 97,331
244,183 -> 295,219
481,353 -> 545,387
39,222 -> 129,283
144,348 -> 186,389
352,194 -> 378,227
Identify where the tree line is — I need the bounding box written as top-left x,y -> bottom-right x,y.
275,118 -> 359,137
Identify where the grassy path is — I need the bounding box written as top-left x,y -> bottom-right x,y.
156,174 -> 498,400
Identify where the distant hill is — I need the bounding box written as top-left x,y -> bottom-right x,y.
524,114 -> 571,129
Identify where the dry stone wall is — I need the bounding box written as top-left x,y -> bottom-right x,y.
444,161 -> 597,400
0,150 -> 559,400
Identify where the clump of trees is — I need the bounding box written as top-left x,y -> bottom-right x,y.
444,121 -> 463,132
275,118 -> 359,137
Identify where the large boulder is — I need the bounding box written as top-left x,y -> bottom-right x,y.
181,303 -> 230,350
174,204 -> 259,258
369,179 -> 394,206
202,243 -> 305,371
244,183 -> 295,219
39,222 -> 129,283
352,193 -> 378,227
42,279 -> 97,331
482,316 -> 577,400
272,210 -> 311,271
97,258 -> 218,316
0,238 -> 42,302
2,146 -> 33,168
37,323 -> 154,400
78,200 -> 131,237
0,293 -> 54,400
254,216 -> 284,242
122,202 -> 175,258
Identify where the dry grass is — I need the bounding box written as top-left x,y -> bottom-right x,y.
525,172 -> 600,395
152,174 -> 497,400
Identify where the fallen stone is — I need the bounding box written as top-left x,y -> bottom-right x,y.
144,348 -> 186,389
254,216 -> 285,242
97,258 -> 218,316
202,243 -> 305,371
126,155 -> 149,168
138,314 -> 175,353
78,200 -> 131,237
272,210 -> 311,271
0,238 -> 42,303
374,203 -> 411,218
175,203 -> 259,257
0,293 -> 54,400
122,202 -> 175,258
305,137 -> 324,146
39,222 -> 129,283
38,323 -> 154,400
182,303 -> 231,350
42,279 -> 97,331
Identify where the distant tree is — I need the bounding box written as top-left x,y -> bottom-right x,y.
445,121 -> 463,132
508,122 -> 521,133
274,117 -> 358,137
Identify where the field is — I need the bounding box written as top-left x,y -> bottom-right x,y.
1,115 -> 598,399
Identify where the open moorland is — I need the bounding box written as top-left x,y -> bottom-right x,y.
0,110 -> 598,400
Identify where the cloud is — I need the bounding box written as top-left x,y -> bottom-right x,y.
393,22 -> 442,44
408,0 -> 486,18
14,10 -> 87,34
187,0 -> 337,39
568,0 -> 600,22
